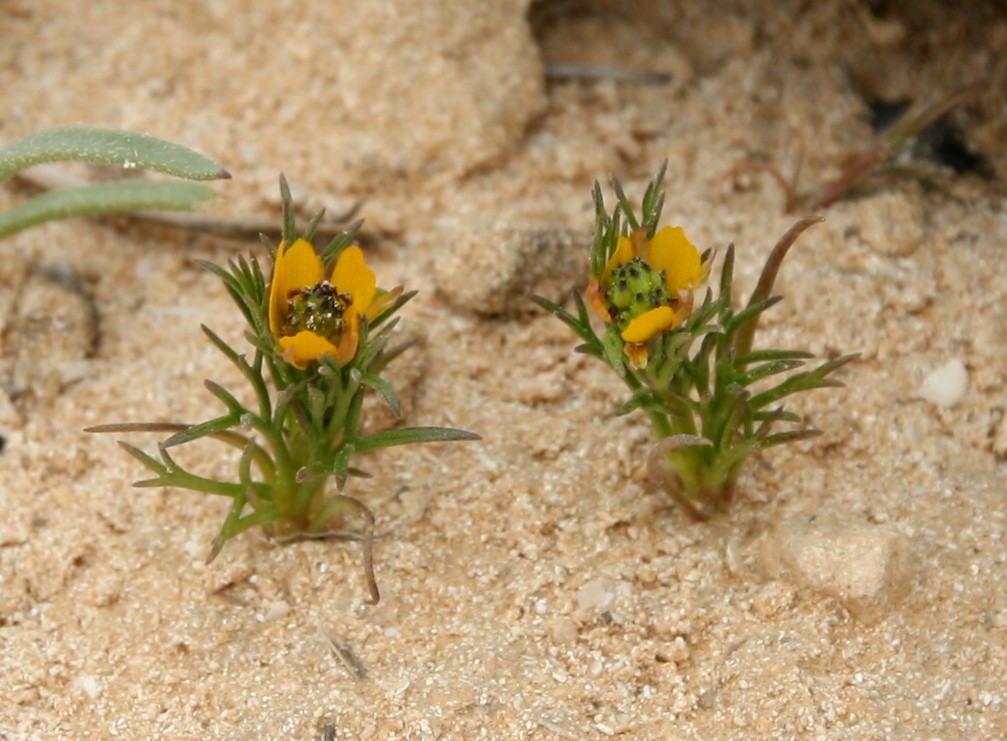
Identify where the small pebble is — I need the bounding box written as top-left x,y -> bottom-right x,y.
576,577 -> 614,613
262,599 -> 292,622
72,674 -> 101,699
756,520 -> 911,620
549,618 -> 579,645
918,359 -> 968,408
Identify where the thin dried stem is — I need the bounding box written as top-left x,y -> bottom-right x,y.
810,78 -> 985,211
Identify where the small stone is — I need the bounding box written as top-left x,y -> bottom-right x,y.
549,618 -> 579,645
261,599 -> 291,622
660,636 -> 690,664
654,615 -> 692,641
918,359 -> 968,408
576,577 -> 614,613
72,674 -> 101,699
756,520 -> 911,620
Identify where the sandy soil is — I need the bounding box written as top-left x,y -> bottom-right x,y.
2,1 -> 1007,739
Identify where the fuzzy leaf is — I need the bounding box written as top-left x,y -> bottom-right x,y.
735,358 -> 806,387
734,349 -> 814,365
748,353 -> 857,410
354,426 -> 481,454
204,379 -> 246,415
532,292 -> 600,349
279,174 -> 297,244
116,440 -> 167,476
761,428 -> 823,448
321,219 -> 365,263
360,372 -> 402,417
732,217 -> 823,358
723,295 -> 783,337
752,408 -> 802,424
162,415 -> 240,448
0,126 -> 229,182
0,181 -> 216,239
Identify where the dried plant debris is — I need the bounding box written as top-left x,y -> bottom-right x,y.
725,78 -> 991,211
868,96 -> 993,178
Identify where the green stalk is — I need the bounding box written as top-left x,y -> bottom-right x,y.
621,368 -> 674,438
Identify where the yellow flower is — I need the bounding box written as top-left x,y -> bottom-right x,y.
587,226 -> 702,366
268,239 -> 399,368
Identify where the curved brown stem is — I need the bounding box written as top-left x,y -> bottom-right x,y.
272,494 -> 380,605
721,160 -> 797,213
810,78 -> 986,211
733,216 -> 823,361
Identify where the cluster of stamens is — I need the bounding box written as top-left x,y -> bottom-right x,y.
283,281 -> 352,339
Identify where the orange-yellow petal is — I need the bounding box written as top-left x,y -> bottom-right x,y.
269,239 -> 326,337
365,285 -> 404,322
332,246 -> 376,318
333,327 -> 360,365
585,278 -> 612,323
601,236 -> 636,284
624,342 -> 651,368
278,331 -> 340,369
620,305 -> 677,344
646,226 -> 702,293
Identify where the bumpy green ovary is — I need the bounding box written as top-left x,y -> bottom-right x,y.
604,257 -> 675,331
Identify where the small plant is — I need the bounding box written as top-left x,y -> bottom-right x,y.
88,176 -> 478,602
535,163 -> 857,520
0,126 -> 229,239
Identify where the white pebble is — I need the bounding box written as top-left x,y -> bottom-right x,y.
72,674 -> 100,699
261,599 -> 291,622
919,359 -> 968,407
576,578 -> 614,612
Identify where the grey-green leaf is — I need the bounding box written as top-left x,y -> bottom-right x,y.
0,126 -> 230,182
0,181 -> 217,239
354,426 -> 481,454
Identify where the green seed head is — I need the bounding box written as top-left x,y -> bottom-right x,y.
605,258 -> 674,330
